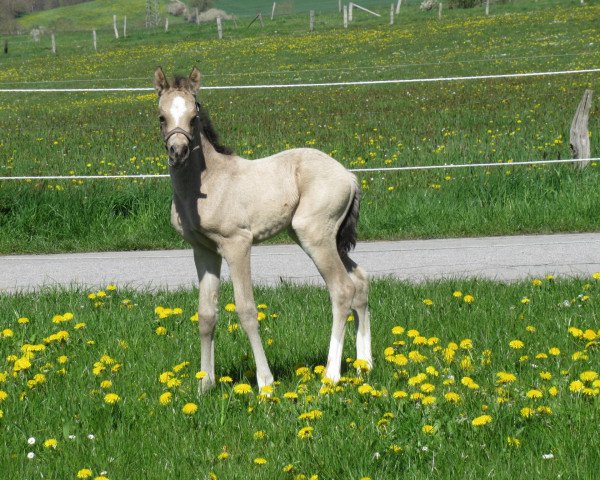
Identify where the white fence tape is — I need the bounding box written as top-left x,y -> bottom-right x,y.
0,68 -> 598,93
1,158 -> 597,181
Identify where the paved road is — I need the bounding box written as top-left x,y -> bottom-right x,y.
1,233 -> 600,293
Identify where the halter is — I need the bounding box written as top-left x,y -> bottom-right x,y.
162,102 -> 202,154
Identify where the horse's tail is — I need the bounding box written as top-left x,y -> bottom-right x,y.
336,176 -> 360,255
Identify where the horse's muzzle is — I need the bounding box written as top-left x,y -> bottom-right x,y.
167,142 -> 190,168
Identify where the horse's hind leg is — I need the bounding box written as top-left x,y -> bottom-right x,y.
193,246 -> 222,394
342,254 -> 372,370
292,222 -> 356,383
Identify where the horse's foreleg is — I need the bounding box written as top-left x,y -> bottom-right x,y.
222,239 -> 274,391
193,246 -> 222,395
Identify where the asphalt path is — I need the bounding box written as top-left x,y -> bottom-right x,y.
1,233 -> 600,293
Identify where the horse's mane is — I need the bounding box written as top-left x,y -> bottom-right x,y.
170,76 -> 233,156
196,102 -> 233,156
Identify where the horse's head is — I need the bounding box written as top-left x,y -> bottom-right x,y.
154,67 -> 201,168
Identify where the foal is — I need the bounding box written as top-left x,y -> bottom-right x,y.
154,67 -> 371,393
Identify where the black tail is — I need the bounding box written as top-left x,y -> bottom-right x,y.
336,179 -> 360,255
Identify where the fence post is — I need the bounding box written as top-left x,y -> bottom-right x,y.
123,16 -> 127,38
309,10 -> 315,31
339,0 -> 342,12
570,89 -> 593,169
271,2 -> 276,20
485,0 -> 489,15
217,16 -> 223,39
51,33 -> 56,54
3,39 -> 7,54
438,2 -> 443,19
113,15 -> 119,39
343,4 -> 348,28
349,2 -> 353,21
92,29 -> 97,51
165,17 -> 169,32
390,3 -> 394,24
396,0 -> 401,14
196,8 -> 199,25
259,12 -> 264,27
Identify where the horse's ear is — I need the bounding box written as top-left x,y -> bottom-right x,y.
154,67 -> 169,96
189,67 -> 201,95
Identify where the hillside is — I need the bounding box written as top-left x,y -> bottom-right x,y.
16,0 -> 398,31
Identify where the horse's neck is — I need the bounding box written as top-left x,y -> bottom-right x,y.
170,134 -> 222,199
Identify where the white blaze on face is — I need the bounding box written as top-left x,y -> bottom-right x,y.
170,95 -> 187,126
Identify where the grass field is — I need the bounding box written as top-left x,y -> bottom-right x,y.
0,277 -> 598,479
0,0 -> 599,254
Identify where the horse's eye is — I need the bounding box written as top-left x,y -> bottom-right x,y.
159,116 -> 166,124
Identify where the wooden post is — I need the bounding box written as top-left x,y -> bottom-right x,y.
165,17 -> 169,32
343,4 -> 348,28
51,33 -> 56,54
570,89 -> 593,169
92,30 -> 97,51
3,39 -> 7,54
309,10 -> 315,31
339,0 -> 342,12
217,16 -> 223,39
396,0 -> 402,15
485,0 -> 489,15
390,3 -> 394,24
271,2 -> 276,20
113,15 -> 119,39
349,2 -> 353,21
123,16 -> 127,38
259,12 -> 264,27
438,2 -> 443,19
196,8 -> 199,25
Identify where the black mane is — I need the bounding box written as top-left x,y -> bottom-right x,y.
196,102 -> 233,156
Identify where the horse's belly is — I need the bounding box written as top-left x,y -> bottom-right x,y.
251,206 -> 293,243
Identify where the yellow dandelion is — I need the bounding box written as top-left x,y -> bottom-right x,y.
297,426 -> 314,439
444,391 -> 461,403
391,326 -> 405,335
452,290 -> 463,298
43,438 -> 58,449
422,425 -> 435,434
526,389 -> 543,399
159,392 -> 172,405
509,339 -> 525,349
103,393 -> 120,405
217,451 -> 229,461
77,469 -> 93,479
253,457 -> 267,465
463,294 -> 475,304
580,371 -> 598,382
233,383 -> 253,395
471,415 -> 492,427
224,303 -> 236,312
182,403 -> 198,415
507,436 -> 521,447
155,326 -> 167,336
520,407 -> 535,418
569,380 -> 584,392
422,299 -> 433,306
218,376 -> 233,383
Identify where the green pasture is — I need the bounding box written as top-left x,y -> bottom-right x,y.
0,277 -> 598,479
0,1 -> 599,253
